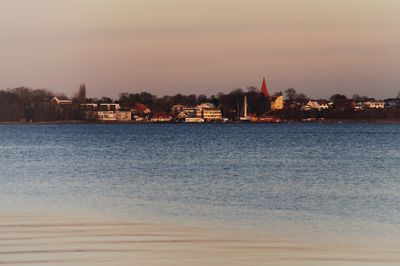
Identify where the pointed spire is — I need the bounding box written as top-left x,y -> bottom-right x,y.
261,77 -> 270,98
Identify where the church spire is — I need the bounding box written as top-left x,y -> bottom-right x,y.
261,77 -> 270,98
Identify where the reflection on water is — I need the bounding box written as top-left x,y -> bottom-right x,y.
0,123 -> 400,240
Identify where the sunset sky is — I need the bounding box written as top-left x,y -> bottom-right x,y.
0,0 -> 399,98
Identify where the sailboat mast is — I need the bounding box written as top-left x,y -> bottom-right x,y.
243,96 -> 248,118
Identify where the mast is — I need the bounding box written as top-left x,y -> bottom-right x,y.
243,96 -> 248,118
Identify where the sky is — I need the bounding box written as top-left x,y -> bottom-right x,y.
0,0 -> 399,99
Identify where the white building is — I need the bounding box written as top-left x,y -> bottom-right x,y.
195,103 -> 222,121
364,101 -> 385,109
80,103 -> 98,110
99,103 -> 121,111
302,100 -> 330,111
115,111 -> 132,121
87,111 -> 116,121
172,103 -> 222,122
86,110 -> 131,121
51,97 -> 72,105
202,108 -> 222,121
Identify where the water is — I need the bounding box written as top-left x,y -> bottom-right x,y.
1,123 -> 400,241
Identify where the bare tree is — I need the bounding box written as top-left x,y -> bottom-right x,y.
78,84 -> 86,104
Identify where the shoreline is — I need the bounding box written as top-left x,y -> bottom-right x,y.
1,210 -> 399,266
1,119 -> 400,125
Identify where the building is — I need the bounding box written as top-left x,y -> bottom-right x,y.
171,104 -> 185,116
271,95 -> 284,111
202,108 -> 223,121
99,103 -> 121,111
176,108 -> 197,121
318,100 -> 331,110
260,78 -> 284,111
364,101 -> 385,109
151,112 -> 172,122
86,111 -> 116,121
172,103 -> 223,122
302,100 -> 330,111
182,107 -> 197,117
85,110 -> 131,122
50,96 -> 74,120
115,111 -> 132,121
80,103 -> 98,110
195,103 -> 222,121
51,97 -> 72,105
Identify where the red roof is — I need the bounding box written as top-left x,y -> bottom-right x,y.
134,103 -> 150,112
261,77 -> 270,98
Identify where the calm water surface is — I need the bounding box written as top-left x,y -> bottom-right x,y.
0,124 -> 399,240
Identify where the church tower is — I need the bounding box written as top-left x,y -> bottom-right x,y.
261,77 -> 270,98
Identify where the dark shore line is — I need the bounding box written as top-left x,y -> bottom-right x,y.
2,119 -> 400,125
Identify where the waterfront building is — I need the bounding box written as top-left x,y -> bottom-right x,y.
171,104 -> 185,116
172,104 -> 202,122
364,101 -> 385,109
182,107 -> 197,118
151,113 -> 172,122
176,110 -> 189,120
176,108 -> 197,120
202,108 -> 223,121
115,111 -> 132,121
194,103 -> 222,121
85,110 -> 131,121
86,111 -> 116,121
99,103 -> 121,111
195,103 -> 215,114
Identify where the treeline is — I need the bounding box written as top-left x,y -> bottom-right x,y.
117,87 -> 310,119
0,86 -> 305,122
119,88 -> 273,119
0,87 -> 55,121
0,86 -> 399,122
0,87 -> 82,122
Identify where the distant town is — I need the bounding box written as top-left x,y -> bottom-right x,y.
1,78 -> 400,123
